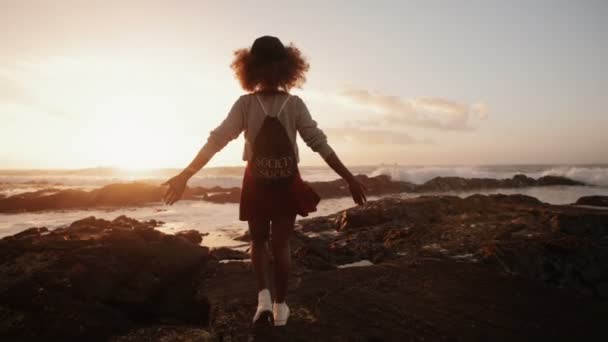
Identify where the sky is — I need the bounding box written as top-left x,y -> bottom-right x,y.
0,0 -> 606,169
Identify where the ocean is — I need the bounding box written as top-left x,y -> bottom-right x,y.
1,164 -> 607,246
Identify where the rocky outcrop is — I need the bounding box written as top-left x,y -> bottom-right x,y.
0,182 -> 240,213
0,215 -> 209,340
309,174 -> 416,198
203,258 -> 608,341
414,174 -> 584,192
2,194 -> 608,340
110,326 -> 212,342
0,183 -> 163,212
200,194 -> 608,340
290,194 -> 608,299
576,195 -> 608,207
0,174 -> 587,213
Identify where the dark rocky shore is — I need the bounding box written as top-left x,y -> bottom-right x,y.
1,194 -> 608,341
0,174 -> 586,213
576,195 -> 608,207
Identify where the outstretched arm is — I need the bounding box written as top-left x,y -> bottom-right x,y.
163,97 -> 245,205
294,97 -> 366,205
162,150 -> 213,205
323,152 -> 367,205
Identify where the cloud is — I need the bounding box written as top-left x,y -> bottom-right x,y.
339,89 -> 488,131
326,127 -> 432,145
472,102 -> 489,120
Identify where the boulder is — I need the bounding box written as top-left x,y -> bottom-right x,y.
0,216 -> 210,340
537,175 -> 585,186
176,230 -> 204,244
209,247 -> 249,261
575,195 -> 608,207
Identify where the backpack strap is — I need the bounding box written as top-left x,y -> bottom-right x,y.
254,95 -> 269,116
255,94 -> 291,117
276,95 -> 291,118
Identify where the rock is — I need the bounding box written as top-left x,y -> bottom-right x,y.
93,183 -> 166,206
290,194 -> 608,300
0,216 -> 210,340
209,247 -> 248,260
0,183 -> 238,213
0,183 -> 165,213
550,212 -> 608,239
292,235 -> 337,271
176,230 -> 204,244
537,175 -> 585,186
233,231 -> 251,242
309,174 -> 416,199
202,258 -> 608,341
512,174 -> 537,186
575,195 -> 608,207
110,326 -> 212,341
481,235 -> 608,300
415,174 -> 584,193
298,215 -> 339,233
5,227 -> 48,240
597,281 -> 608,299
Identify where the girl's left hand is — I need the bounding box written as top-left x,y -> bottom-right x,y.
162,174 -> 188,205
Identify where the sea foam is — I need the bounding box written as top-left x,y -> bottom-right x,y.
369,165 -> 608,186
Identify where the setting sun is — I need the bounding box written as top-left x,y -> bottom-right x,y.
3,54 -> 245,169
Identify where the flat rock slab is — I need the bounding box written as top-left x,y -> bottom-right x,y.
204,258 -> 608,341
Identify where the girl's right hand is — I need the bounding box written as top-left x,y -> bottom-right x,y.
162,173 -> 189,205
347,177 -> 367,205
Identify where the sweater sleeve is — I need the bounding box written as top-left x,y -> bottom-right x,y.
295,96 -> 335,158
197,96 -> 245,161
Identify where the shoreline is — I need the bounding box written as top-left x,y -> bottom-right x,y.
0,174 -> 589,214
2,188 -> 607,243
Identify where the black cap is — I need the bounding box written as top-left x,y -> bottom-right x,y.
250,36 -> 287,61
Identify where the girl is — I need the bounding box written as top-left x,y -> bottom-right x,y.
163,36 -> 367,327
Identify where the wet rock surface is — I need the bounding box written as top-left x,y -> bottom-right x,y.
0,174 -> 586,212
0,215 -> 209,341
2,194 -> 608,340
290,194 -> 608,298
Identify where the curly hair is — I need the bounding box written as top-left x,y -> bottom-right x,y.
231,42 -> 310,92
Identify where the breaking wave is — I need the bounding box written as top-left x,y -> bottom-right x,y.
370,165 -> 608,186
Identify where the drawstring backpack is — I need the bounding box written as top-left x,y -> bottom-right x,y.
250,94 -> 298,186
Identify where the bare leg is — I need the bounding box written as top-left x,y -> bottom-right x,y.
270,215 -> 296,303
248,219 -> 271,292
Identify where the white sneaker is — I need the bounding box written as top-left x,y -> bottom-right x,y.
252,289 -> 273,325
273,302 -> 290,326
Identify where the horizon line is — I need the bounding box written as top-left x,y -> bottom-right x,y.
1,162 -> 608,172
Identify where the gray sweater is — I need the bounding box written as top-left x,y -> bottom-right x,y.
198,93 -> 335,163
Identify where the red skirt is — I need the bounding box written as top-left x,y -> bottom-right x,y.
239,163 -> 320,221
